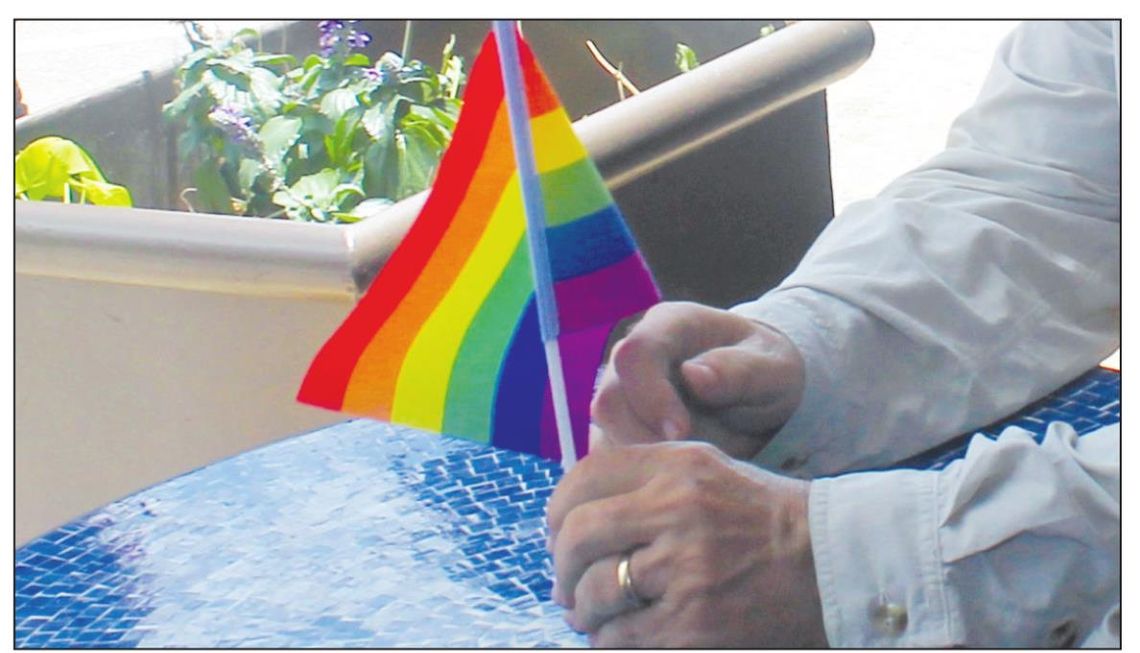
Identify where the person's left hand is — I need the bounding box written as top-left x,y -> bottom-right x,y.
546,441 -> 828,647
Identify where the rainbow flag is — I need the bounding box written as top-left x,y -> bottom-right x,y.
298,29 -> 660,461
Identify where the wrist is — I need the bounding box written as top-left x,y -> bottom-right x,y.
790,478 -> 829,647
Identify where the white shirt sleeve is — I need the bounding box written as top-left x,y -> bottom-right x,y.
727,20 -> 1121,647
732,20 -> 1120,476
809,421 -> 1119,647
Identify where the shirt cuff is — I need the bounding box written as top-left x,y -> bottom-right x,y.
731,287 -> 859,477
809,468 -> 962,647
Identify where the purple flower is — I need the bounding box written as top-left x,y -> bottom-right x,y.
317,19 -> 372,58
345,31 -> 372,48
208,104 -> 257,147
319,32 -> 340,57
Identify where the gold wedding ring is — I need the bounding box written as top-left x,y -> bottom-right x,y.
617,551 -> 649,608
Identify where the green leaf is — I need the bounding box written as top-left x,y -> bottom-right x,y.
271,188 -> 302,213
259,115 -> 304,162
291,168 -> 340,202
319,88 -> 361,122
252,53 -> 296,68
179,48 -> 217,83
193,160 -> 235,214
377,51 -> 404,72
427,105 -> 457,135
339,196 -> 394,221
303,54 -> 324,71
237,157 -> 265,195
333,183 -> 366,209
402,113 -> 449,149
271,168 -> 347,222
675,43 -> 700,72
326,108 -> 363,168
396,128 -> 443,199
362,96 -> 402,141
208,62 -> 251,90
440,34 -> 456,70
231,27 -> 260,45
248,67 -> 284,114
181,47 -> 215,72
15,136 -> 107,200
175,129 -> 201,162
162,78 -> 210,121
343,53 -> 371,67
439,35 -> 465,98
362,139 -> 396,198
72,178 -> 133,207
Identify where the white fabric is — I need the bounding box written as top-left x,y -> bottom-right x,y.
732,20 -> 1120,647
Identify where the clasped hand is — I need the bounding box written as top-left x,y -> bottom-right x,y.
590,302 -> 804,458
545,302 -> 826,646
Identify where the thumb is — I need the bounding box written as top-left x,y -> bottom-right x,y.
680,344 -> 788,410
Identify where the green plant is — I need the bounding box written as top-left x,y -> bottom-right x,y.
675,23 -> 781,74
15,136 -> 132,206
674,43 -> 700,73
163,21 -> 465,223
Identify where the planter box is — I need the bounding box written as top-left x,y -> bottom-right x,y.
15,20 -> 874,543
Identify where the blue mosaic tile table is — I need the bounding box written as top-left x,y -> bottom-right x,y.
15,425 -> 584,648
15,368 -> 1119,648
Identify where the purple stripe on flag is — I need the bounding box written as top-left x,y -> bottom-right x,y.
540,323 -> 614,459
554,254 -> 660,334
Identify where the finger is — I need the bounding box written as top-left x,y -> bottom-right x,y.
607,331 -> 692,440
587,424 -> 612,451
590,370 -> 673,447
607,303 -> 769,437
551,485 -> 662,607
566,545 -> 664,633
546,444 -> 667,538
681,331 -> 802,410
588,600 -> 668,648
562,553 -> 628,632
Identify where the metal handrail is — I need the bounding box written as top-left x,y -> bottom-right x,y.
16,20 -> 874,298
350,20 -> 873,289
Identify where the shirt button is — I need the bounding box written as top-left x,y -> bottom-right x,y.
869,596 -> 908,636
780,455 -> 808,472
1047,620 -> 1079,648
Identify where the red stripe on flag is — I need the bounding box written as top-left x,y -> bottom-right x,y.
297,33 -> 506,409
517,35 -> 561,117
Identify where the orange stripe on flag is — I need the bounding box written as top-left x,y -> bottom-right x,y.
340,105 -> 516,416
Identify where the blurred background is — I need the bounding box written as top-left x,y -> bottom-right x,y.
16,19 -> 1019,211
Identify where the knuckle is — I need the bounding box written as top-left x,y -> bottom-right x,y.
564,610 -> 586,634
573,569 -> 613,631
609,334 -> 651,378
651,446 -> 731,517
672,441 -> 727,472
595,617 -> 637,648
557,506 -> 600,567
589,385 -> 619,425
652,475 -> 706,521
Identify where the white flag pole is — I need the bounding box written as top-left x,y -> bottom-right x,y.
491,20 -> 578,469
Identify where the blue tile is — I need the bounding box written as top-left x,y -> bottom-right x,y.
16,421 -> 584,648
901,368 -> 1119,469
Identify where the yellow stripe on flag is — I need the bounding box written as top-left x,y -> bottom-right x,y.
390,175 -> 527,430
531,108 -> 587,173
387,107 -> 586,431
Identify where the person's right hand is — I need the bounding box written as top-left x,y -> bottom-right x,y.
590,302 -> 805,460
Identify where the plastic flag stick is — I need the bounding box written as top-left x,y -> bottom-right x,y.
492,20 -> 577,468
